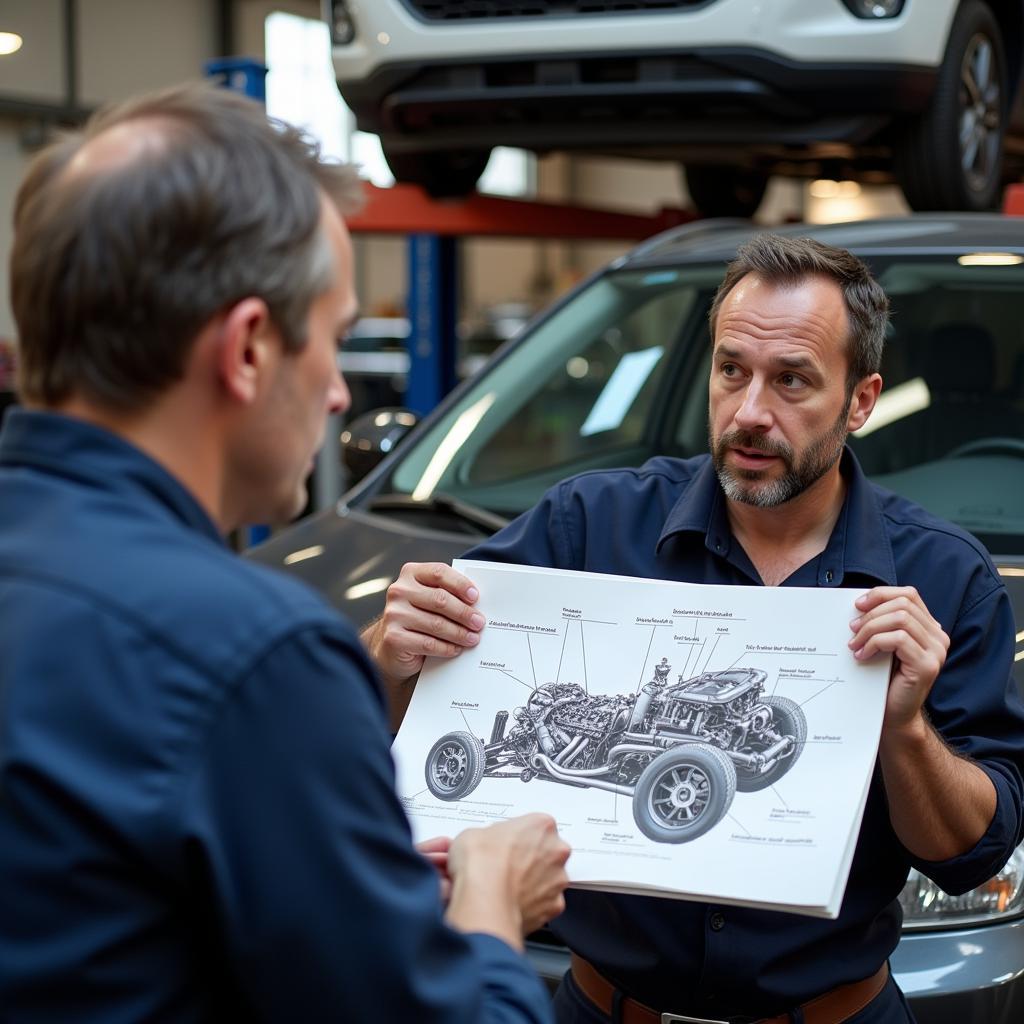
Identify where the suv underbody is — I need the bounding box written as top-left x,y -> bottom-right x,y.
327,0 -> 1024,214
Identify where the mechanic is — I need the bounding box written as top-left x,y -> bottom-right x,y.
0,84 -> 570,1022
363,234 -> 1024,1024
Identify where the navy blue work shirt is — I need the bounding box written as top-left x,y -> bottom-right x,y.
466,449 -> 1024,1020
0,409 -> 551,1024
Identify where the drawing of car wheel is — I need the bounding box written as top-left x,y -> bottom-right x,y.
632,744 -> 737,844
735,695 -> 807,793
425,731 -> 486,801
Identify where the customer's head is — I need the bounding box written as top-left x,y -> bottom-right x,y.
10,82 -> 363,412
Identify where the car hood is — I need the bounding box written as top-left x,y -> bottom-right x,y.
248,504 -> 468,629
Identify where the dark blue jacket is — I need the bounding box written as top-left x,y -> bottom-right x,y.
0,409 -> 551,1024
467,449 -> 1024,1020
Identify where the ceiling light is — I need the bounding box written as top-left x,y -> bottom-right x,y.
0,32 -> 23,56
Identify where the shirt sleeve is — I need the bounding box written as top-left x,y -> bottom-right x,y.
175,624 -> 553,1024
466,480 -> 576,568
912,583 -> 1024,894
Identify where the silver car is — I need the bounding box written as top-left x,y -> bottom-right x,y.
254,213 -> 1024,1022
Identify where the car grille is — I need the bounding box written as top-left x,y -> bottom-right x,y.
401,0 -> 712,21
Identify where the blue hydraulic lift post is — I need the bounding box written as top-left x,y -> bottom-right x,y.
347,182 -> 695,420
406,234 -> 459,415
203,57 -> 268,102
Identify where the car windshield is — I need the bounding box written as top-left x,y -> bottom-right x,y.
384,256 -> 1024,555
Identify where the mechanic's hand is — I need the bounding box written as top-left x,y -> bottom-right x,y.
417,835 -> 453,903
446,813 -> 570,946
363,562 -> 485,685
848,586 -> 949,731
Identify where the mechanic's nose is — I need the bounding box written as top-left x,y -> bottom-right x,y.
733,378 -> 773,432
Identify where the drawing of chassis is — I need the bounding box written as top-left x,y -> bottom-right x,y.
425,663 -> 806,843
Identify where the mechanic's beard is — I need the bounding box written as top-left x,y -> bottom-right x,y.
709,408 -> 849,508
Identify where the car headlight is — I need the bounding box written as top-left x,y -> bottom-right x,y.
327,0 -> 357,45
840,0 -> 906,18
900,845 -> 1024,930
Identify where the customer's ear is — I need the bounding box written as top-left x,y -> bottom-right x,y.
216,297 -> 276,405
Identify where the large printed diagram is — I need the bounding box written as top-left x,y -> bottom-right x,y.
425,662 -> 806,843
394,560 -> 890,916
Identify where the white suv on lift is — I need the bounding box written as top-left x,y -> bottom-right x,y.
324,0 -> 1023,215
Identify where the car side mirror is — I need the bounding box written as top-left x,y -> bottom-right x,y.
340,407 -> 419,485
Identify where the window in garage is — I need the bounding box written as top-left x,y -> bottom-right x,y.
264,11 -> 535,197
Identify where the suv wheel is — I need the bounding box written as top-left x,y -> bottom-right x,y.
684,165 -> 768,219
895,0 -> 1007,211
384,148 -> 492,199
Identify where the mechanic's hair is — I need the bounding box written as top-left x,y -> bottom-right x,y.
708,233 -> 889,392
10,82 -> 364,410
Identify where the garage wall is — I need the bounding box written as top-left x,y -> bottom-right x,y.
0,0 -> 233,340
0,122 -> 27,341
78,0 -> 217,106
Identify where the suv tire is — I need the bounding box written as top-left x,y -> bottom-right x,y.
684,165 -> 769,219
895,0 -> 1007,211
384,148 -> 492,199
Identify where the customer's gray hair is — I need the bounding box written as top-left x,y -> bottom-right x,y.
11,82 -> 364,410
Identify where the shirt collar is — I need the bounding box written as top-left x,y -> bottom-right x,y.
0,408 -> 224,546
656,447 -> 897,586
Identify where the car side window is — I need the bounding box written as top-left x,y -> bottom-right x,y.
390,272 -> 706,509
461,285 -> 696,485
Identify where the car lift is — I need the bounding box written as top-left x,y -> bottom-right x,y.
346,183 -> 695,415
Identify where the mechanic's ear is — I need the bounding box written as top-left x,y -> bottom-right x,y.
217,297 -> 277,405
846,373 -> 883,433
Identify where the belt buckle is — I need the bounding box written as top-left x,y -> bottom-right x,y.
660,1016 -> 730,1024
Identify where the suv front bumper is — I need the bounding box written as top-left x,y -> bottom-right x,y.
340,49 -> 937,156
331,0 -> 955,80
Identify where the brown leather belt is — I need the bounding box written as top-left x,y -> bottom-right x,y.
570,953 -> 889,1024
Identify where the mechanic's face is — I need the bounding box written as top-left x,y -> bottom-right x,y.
254,201 -> 355,523
708,273 -> 855,509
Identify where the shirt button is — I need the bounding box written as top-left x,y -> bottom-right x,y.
824,569 -> 834,583
710,911 -> 725,931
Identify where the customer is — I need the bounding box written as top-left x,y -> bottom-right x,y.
365,235 -> 1024,1023
0,83 -> 569,1023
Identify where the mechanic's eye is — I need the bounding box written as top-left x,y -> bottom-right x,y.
779,373 -> 807,390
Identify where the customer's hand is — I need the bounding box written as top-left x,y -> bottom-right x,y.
362,562 -> 485,685
445,813 -> 571,949
417,835 -> 453,902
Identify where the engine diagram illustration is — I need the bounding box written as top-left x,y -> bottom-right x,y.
424,659 -> 807,844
